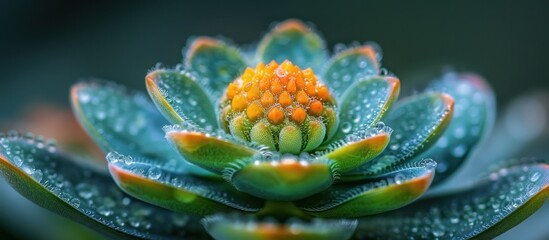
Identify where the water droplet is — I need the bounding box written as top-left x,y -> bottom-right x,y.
421,159 -> 437,169
341,122 -> 352,134
275,67 -> 287,78
98,206 -> 114,217
432,224 -> 446,237
452,145 -> 467,158
188,98 -> 197,106
359,60 -> 369,69
394,173 -> 405,184
529,171 -> 541,182
13,156 -> 23,167
79,92 -> 91,103
453,126 -> 465,139
22,165 -> 35,175
375,121 -> 385,130
32,169 -> 43,182
147,167 -> 162,180
69,198 -> 81,208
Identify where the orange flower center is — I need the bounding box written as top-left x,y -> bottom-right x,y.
224,60 -> 333,124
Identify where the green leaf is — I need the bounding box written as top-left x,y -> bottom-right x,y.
319,130 -> 390,173
354,163 -> 549,239
257,19 -> 327,72
202,214 -> 357,240
0,133 -> 199,239
345,92 -> 454,179
322,46 -> 381,97
228,153 -> 334,201
146,69 -> 218,128
295,158 -> 436,218
419,72 -> 495,186
183,37 -> 247,99
165,125 -> 259,174
107,152 -> 264,216
71,81 -> 211,176
329,76 -> 400,143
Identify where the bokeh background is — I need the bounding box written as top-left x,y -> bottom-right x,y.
1,0 -> 548,239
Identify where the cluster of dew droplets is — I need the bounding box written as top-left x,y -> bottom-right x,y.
356,164 -> 548,240
339,78 -> 393,136
425,72 -> 491,174
329,43 -> 382,92
0,132 -> 192,238
77,83 -> 150,137
360,94 -> 453,175
153,69 -> 216,132
106,151 -> 263,212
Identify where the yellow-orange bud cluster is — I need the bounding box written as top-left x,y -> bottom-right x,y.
219,60 -> 338,153
224,60 -> 333,125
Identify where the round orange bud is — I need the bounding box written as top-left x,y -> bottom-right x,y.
268,107 -> 285,124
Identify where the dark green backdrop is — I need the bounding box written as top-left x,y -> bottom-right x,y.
1,0 -> 548,121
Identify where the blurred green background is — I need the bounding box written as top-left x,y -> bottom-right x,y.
1,0 -> 548,121
0,0 -> 548,239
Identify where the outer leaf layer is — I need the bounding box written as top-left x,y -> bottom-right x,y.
345,92 -> 454,179
71,81 -> 211,176
0,134 -> 199,239
107,153 -> 264,215
355,163 -> 549,239
419,72 -> 495,185
295,159 -> 436,218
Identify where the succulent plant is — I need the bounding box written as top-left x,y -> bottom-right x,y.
1,19 -> 548,240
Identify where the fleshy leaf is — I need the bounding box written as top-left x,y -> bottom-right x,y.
295,158 -> 436,218
165,125 -> 260,175
355,163 -> 549,240
183,37 -> 247,99
145,69 -> 217,129
419,72 -> 495,185
319,129 -> 391,173
329,76 -> 400,143
228,153 -> 334,201
322,46 -> 381,97
107,152 -> 264,215
71,81 -> 211,176
257,19 -> 327,72
0,133 -> 199,239
202,214 -> 357,240
345,92 -> 454,178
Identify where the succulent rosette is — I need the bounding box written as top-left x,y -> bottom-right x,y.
1,19 -> 548,239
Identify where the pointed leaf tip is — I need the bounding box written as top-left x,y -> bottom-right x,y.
257,19 -> 327,72
183,37 -> 247,99
145,69 -> 217,128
